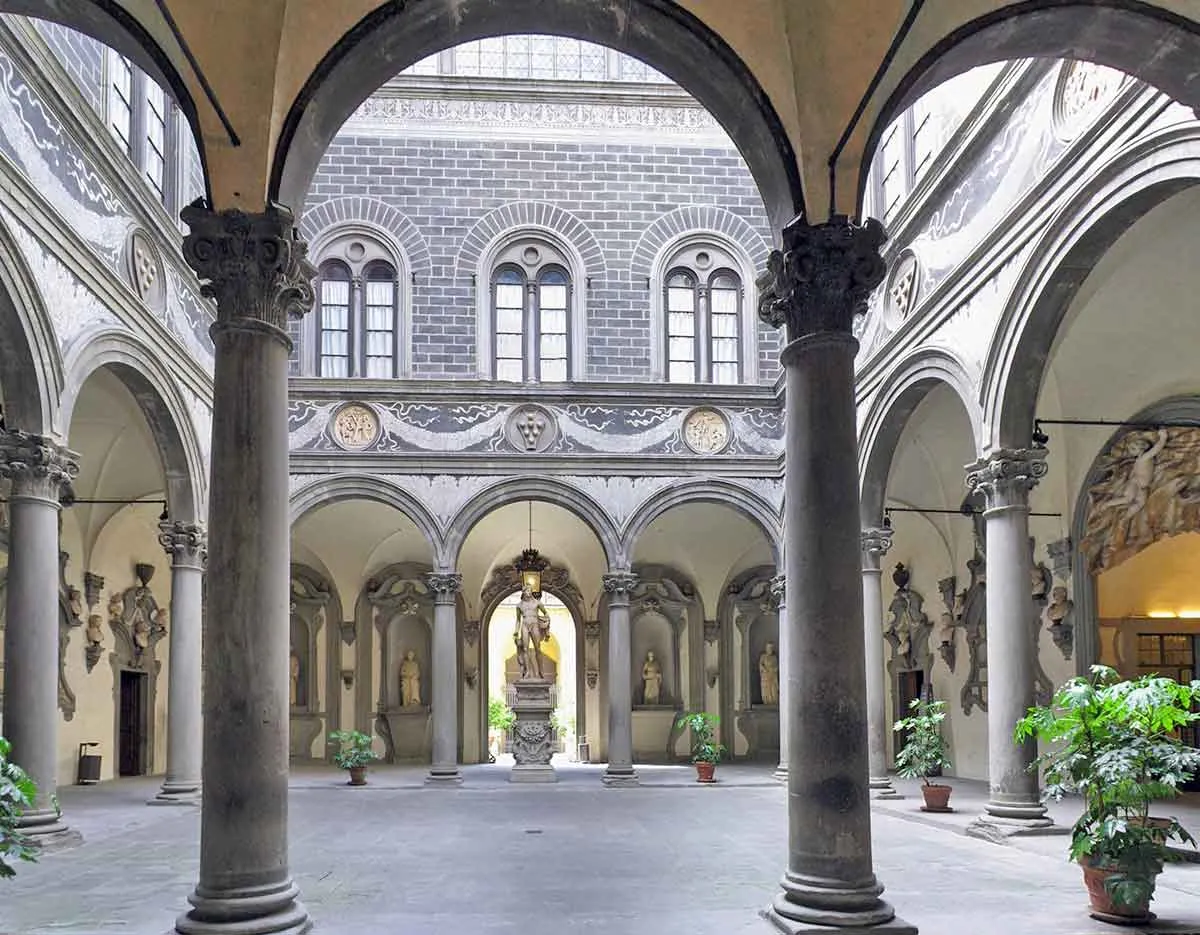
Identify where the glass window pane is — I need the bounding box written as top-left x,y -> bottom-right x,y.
540,359 -> 567,382
712,338 -> 739,363
321,357 -> 348,378
668,287 -> 696,313
540,334 -> 567,358
109,56 -> 133,148
495,334 -> 523,358
496,306 -> 524,334
364,357 -> 391,379
323,279 -> 349,302
668,361 -> 695,383
539,284 -> 568,309
668,311 -> 695,337
540,307 -> 567,335
711,312 -> 739,338
712,362 -> 739,385
365,280 -> 393,305
710,284 -> 739,313
668,336 -> 695,360
496,359 -> 523,382
496,283 -> 524,307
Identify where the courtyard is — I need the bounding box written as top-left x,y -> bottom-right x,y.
3,766 -> 1200,935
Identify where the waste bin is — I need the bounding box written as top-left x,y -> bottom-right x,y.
76,742 -> 101,785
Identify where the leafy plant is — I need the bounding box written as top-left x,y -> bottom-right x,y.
488,697 -> 516,732
676,711 -> 727,765
893,698 -> 951,784
1,736 -> 38,879
328,730 -> 380,771
549,708 -> 574,736
1015,665 -> 1200,909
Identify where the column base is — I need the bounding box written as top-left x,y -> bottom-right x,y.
601,767 -> 639,787
176,879 -> 310,935
869,778 -> 903,799
764,872 -> 910,933
966,807 -> 1058,844
510,763 -> 557,783
773,764 -> 787,783
25,824 -> 83,854
425,768 -> 464,787
151,781 -> 202,806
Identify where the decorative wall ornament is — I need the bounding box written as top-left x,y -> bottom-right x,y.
703,619 -> 720,646
463,619 -> 481,648
125,229 -> 166,312
585,668 -> 599,690
681,408 -> 730,455
935,576 -> 959,673
883,564 -> 932,673
339,620 -> 357,647
583,620 -> 601,644
331,403 -> 381,450
706,667 -> 719,689
1042,583 -> 1075,661
463,666 -> 479,690
108,562 -> 167,670
1028,541 -> 1055,706
505,404 -> 557,452
1079,427 -> 1200,575
1046,537 -> 1073,580
511,719 -> 554,765
58,551 -> 83,720
1053,60 -> 1127,140
955,555 -> 988,716
884,251 -> 920,323
340,669 -> 355,689
82,570 -> 105,673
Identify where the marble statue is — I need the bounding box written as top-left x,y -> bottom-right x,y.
1042,585 -> 1075,659
514,585 -> 551,680
758,642 -> 780,705
642,651 -> 663,705
400,649 -> 421,706
289,652 -> 301,706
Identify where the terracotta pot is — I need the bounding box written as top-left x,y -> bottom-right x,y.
1079,858 -> 1157,924
696,761 -> 716,783
920,782 -> 953,812
348,766 -> 368,786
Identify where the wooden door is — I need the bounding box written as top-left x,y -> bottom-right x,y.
118,670 -> 147,776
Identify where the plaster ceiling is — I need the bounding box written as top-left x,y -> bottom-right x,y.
1097,532 -> 1200,619
631,502 -> 774,614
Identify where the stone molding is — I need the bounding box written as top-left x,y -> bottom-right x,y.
757,215 -> 887,338
423,572 -> 463,605
158,520 -> 207,568
0,431 -> 79,501
601,571 -> 639,604
965,447 -> 1047,508
181,201 -> 316,332
860,527 -> 894,567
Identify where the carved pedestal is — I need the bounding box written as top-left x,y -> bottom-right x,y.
509,678 -> 557,784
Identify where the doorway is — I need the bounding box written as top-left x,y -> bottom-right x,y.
894,668 -> 925,767
118,670 -> 148,776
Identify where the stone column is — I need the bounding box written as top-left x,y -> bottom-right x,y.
153,521 -> 206,805
424,572 -> 463,785
0,432 -> 79,845
758,216 -> 913,933
175,202 -> 314,935
771,573 -> 788,782
602,570 -> 639,787
862,528 -> 901,799
965,449 -> 1053,839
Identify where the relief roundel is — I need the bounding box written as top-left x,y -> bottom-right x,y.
682,408 -> 730,455
505,404 -> 557,452
331,403 -> 381,450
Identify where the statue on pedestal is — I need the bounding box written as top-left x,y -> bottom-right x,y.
289,652 -> 301,706
514,585 -> 551,680
642,651 -> 663,705
400,649 -> 421,707
759,641 -> 780,705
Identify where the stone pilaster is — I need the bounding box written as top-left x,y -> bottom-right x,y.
0,432 -> 80,846
424,572 -> 463,785
862,528 -> 901,800
770,573 -> 788,782
175,201 -> 314,935
601,570 -> 639,787
153,521 -> 206,805
965,449 -> 1053,840
758,215 -> 913,934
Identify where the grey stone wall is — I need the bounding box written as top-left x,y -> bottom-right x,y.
307,136 -> 779,383
31,19 -> 103,112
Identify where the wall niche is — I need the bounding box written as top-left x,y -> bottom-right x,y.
289,566 -> 331,759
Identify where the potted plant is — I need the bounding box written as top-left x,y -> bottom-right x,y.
1,736 -> 38,879
675,712 -> 727,782
1015,665 -> 1200,923
487,697 -> 516,762
328,729 -> 380,786
893,697 -> 953,811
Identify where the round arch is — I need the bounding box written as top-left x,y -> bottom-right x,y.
621,479 -> 783,567
857,1 -> 1200,211
0,214 -> 61,436
445,477 -> 622,571
269,0 -> 803,230
859,347 -> 983,524
59,328 -> 205,523
982,125 -> 1200,450
289,474 -> 444,564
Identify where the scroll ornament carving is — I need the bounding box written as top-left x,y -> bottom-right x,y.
965,448 -> 1047,508
1080,427 -> 1200,574
861,527 -> 893,566
511,720 -> 554,767
424,572 -> 463,603
602,571 -> 639,602
585,669 -> 599,690
583,621 -> 601,644
756,215 -> 887,337
0,432 -> 79,501
108,564 -> 167,669
158,521 -> 207,566
481,556 -> 583,616
884,564 -> 932,672
180,200 -> 316,331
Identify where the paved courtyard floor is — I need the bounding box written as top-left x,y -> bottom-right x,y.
3,763 -> 1200,935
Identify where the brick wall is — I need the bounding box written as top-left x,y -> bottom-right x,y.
32,19 -> 103,113
307,136 -> 780,384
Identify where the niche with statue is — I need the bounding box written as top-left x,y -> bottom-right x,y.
729,569 -> 781,761
289,566 -> 330,759
367,565 -> 434,764
629,571 -> 692,762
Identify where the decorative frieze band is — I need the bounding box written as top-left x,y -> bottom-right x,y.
0,431 -> 79,502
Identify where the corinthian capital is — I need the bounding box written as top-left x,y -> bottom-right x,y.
756,214 -> 887,338
424,572 -> 463,604
965,448 -> 1048,509
181,200 -> 316,331
602,571 -> 639,604
861,527 -> 894,566
769,574 -> 786,604
158,520 -> 207,567
0,431 -> 79,503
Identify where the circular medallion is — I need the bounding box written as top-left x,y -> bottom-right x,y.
522,246 -> 542,267
346,241 -> 366,262
884,251 -> 920,325
505,404 -> 557,452
682,408 -> 730,455
1053,61 -> 1125,141
125,230 -> 165,313
331,404 -> 381,450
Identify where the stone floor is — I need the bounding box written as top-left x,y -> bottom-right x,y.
3,763 -> 1200,935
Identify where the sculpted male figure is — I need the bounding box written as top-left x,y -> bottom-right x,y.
759,641 -> 780,706
400,649 -> 421,706
642,651 -> 663,705
514,585 -> 551,680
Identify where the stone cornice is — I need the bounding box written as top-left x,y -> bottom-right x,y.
380,75 -> 695,108
288,454 -> 783,476
288,378 -> 779,405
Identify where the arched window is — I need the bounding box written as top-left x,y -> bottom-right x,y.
306,231 -> 406,379
489,241 -> 575,382
661,244 -> 743,385
318,261 -> 352,378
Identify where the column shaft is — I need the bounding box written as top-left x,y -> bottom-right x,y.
425,573 -> 463,785
602,571 -> 638,786
0,433 -> 78,841
771,574 -> 788,781
862,530 -> 900,799
154,523 -> 206,804
176,203 -> 313,935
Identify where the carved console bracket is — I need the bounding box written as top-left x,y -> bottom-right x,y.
82,570 -> 105,673
339,620 -> 357,646
58,551 -> 83,720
